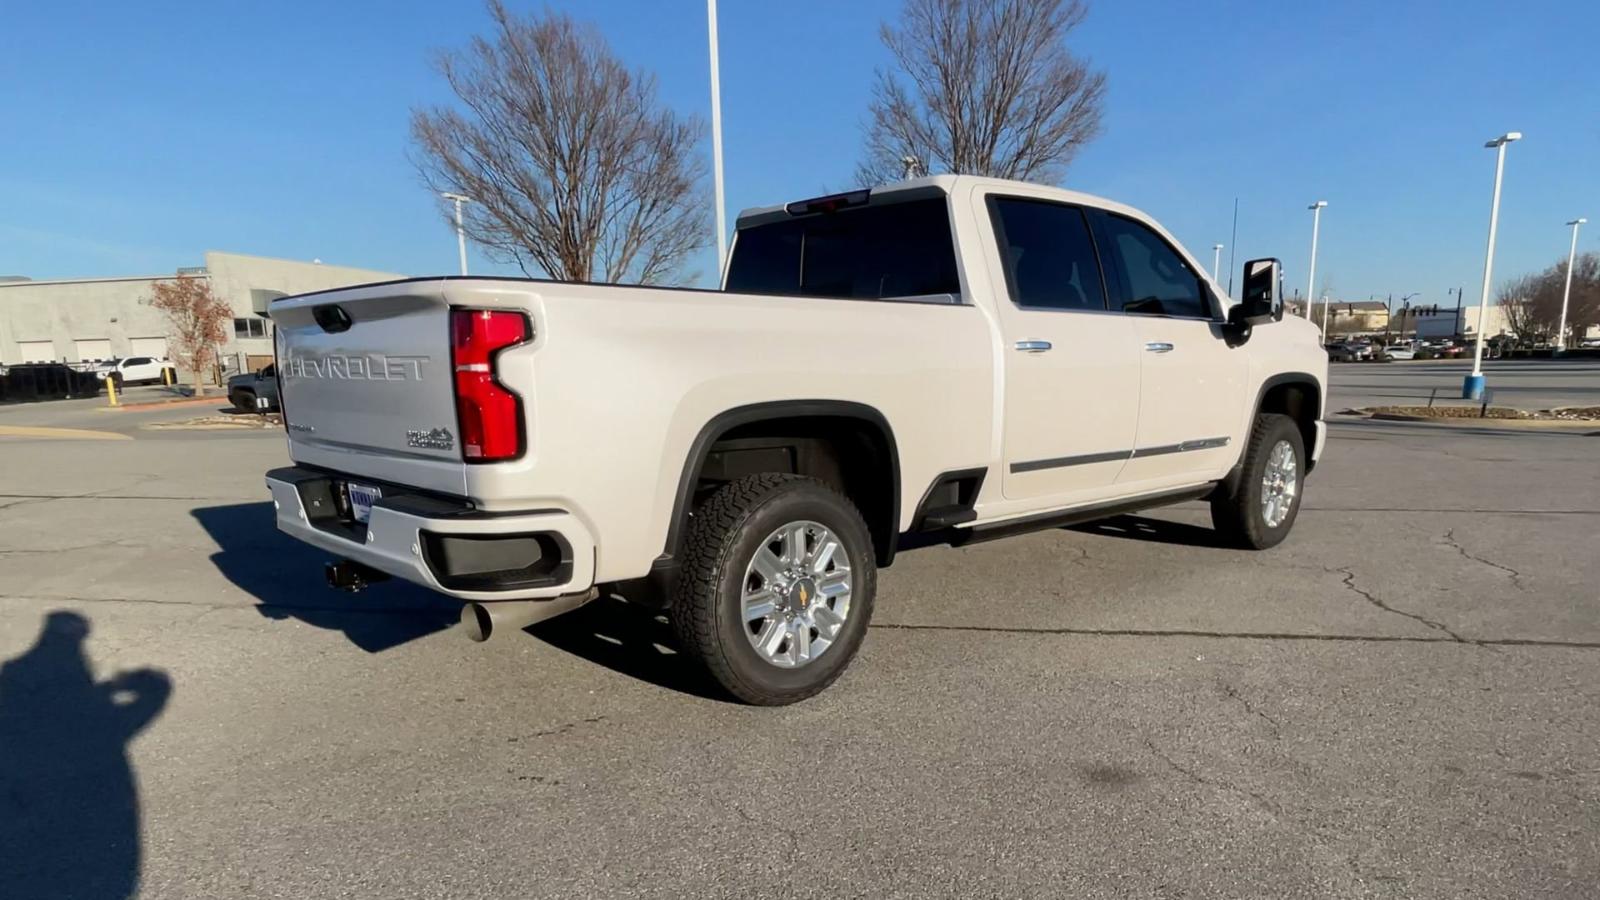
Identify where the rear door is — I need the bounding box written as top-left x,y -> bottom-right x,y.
272,279 -> 469,496
1090,210 -> 1247,487
984,194 -> 1141,505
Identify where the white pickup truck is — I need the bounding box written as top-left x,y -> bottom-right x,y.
265,175 -> 1327,705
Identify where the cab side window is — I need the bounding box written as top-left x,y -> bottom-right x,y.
1099,213 -> 1211,319
989,197 -> 1107,311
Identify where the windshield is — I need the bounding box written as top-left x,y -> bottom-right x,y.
724,196 -> 960,301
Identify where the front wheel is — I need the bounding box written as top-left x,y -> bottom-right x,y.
1210,413 -> 1305,550
671,473 -> 877,706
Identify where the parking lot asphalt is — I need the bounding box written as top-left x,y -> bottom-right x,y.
2,363 -> 1598,898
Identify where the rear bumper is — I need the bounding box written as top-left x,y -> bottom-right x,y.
265,466 -> 595,602
1311,419 -> 1327,465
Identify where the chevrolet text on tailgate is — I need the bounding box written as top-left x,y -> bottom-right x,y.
266,175 -> 1328,705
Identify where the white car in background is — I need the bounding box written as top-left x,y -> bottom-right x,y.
94,356 -> 172,386
1382,344 -> 1416,360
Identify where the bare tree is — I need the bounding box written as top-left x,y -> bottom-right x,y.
412,2 -> 708,284
1496,252 -> 1600,346
859,0 -> 1107,186
1497,274 -> 1543,344
147,275 -> 231,396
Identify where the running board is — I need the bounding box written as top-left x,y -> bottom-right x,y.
957,485 -> 1215,545
895,484 -> 1217,555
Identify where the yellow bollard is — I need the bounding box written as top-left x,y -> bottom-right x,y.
162,366 -> 174,386
105,376 -> 119,408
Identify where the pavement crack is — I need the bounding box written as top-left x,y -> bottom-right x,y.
869,622 -> 1600,649
1142,737 -> 1281,818
0,540 -> 146,555
1438,529 -> 1527,591
508,716 -> 608,743
1327,566 -> 1477,645
731,799 -> 802,857
1219,682 -> 1282,739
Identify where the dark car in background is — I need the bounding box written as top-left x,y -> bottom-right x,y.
228,364 -> 279,413
1325,341 -> 1373,362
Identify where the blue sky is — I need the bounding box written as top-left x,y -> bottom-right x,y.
2,0 -> 1597,308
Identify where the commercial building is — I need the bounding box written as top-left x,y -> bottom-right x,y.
1309,300 -> 1389,335
1412,306 -> 1511,341
0,251 -> 400,372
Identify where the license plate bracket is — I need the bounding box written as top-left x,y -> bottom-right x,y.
344,481 -> 382,523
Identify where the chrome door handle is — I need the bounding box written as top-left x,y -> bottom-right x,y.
1144,342 -> 1175,353
1014,340 -> 1052,353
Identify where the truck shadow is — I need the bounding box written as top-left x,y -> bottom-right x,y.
525,597 -> 732,703
1070,514 -> 1225,548
190,503 -> 729,698
191,502 -> 456,653
0,611 -> 171,899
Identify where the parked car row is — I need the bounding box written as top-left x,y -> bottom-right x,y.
1323,338 -> 1503,362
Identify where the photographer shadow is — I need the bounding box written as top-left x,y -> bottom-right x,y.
0,611 -> 171,899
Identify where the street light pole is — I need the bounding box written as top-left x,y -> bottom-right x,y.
1305,201 -> 1327,319
1212,244 -> 1224,287
440,192 -> 472,276
1396,292 -> 1418,340
706,0 -> 728,282
1556,218 -> 1586,353
1464,132 -> 1521,400
1448,286 -> 1464,341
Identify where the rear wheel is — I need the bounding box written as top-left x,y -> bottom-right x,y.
1211,413 -> 1305,550
671,473 -> 876,706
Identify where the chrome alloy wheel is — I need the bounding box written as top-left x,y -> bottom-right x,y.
740,520 -> 853,669
1260,439 -> 1299,528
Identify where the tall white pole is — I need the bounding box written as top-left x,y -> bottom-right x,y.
453,198 -> 469,276
1556,218 -> 1585,352
1212,244 -> 1223,286
441,192 -> 472,276
707,0 -> 728,282
1305,201 -> 1326,319
1319,291 -> 1331,339
1468,134 -> 1519,393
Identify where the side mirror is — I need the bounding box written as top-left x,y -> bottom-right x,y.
1238,257 -> 1284,324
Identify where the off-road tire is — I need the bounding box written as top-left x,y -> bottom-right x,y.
671,473 -> 876,706
1210,413 -> 1305,550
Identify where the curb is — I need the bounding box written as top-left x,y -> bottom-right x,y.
102,396 -> 228,412
1353,412 -> 1599,432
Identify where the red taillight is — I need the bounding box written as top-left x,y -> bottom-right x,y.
450,309 -> 529,462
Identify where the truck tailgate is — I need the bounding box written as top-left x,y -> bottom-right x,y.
272,280 -> 469,496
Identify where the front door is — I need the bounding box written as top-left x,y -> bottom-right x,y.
985,195 -> 1142,505
1091,210 -> 1247,486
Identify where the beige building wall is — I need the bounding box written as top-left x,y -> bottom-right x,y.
0,253 -> 401,367
0,276 -> 177,364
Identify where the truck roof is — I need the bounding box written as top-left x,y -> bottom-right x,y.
734,174 -> 1144,230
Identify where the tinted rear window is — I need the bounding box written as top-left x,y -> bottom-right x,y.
725,197 -> 960,300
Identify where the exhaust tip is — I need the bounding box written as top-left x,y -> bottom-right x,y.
461,603 -> 493,642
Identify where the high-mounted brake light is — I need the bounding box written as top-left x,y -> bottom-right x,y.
450,309 -> 529,462
784,189 -> 870,216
